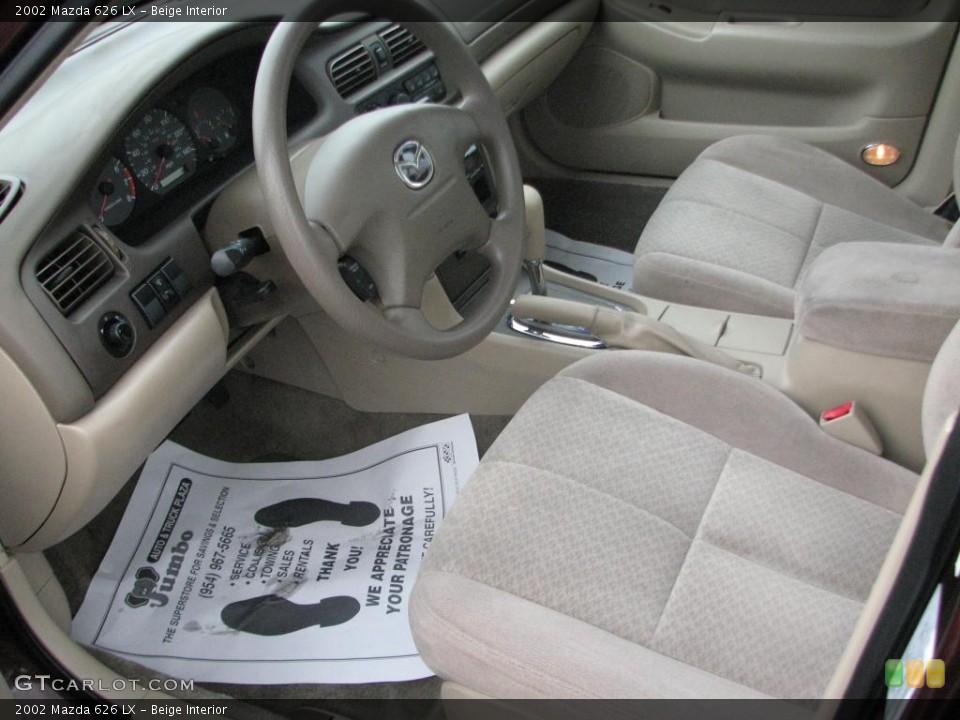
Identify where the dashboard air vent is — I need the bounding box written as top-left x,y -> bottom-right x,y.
0,176 -> 23,223
328,44 -> 376,98
36,232 -> 115,315
379,25 -> 425,67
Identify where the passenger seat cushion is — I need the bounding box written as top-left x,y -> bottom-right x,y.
411,573 -> 777,700
560,353 -> 918,512
411,352 -> 917,699
633,135 -> 950,316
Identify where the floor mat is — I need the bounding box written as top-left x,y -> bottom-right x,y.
73,416 -> 478,685
45,371 -> 512,704
528,176 -> 668,252
545,230 -> 637,292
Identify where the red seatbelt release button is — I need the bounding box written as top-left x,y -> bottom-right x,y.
821,401 -> 854,423
819,401 -> 883,455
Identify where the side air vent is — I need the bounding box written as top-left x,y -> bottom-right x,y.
36,232 -> 115,315
0,176 -> 23,223
328,44 -> 376,98
379,25 -> 425,67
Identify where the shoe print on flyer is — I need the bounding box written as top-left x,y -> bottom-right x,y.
71,415 -> 478,685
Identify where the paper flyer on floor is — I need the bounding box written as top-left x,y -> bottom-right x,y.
71,415 -> 479,685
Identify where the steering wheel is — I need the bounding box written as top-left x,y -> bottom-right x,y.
253,0 -> 524,360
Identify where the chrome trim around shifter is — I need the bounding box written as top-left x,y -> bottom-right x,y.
508,314 -> 606,350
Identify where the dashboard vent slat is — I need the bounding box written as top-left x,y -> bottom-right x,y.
379,25 -> 425,67
328,44 -> 376,98
0,176 -> 23,223
36,232 -> 115,316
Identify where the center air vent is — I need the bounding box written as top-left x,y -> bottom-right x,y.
328,44 -> 376,98
379,25 -> 425,67
36,232 -> 115,315
0,175 -> 23,223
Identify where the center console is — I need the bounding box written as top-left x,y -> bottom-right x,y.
475,186 -> 796,383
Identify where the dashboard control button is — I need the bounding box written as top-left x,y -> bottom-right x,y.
161,258 -> 192,297
131,284 -> 165,328
99,312 -> 136,358
148,271 -> 179,309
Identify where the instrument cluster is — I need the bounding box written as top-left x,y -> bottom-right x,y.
89,84 -> 241,228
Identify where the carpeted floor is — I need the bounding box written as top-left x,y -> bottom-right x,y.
527,177 -> 668,253
168,371 -> 511,466
44,370 -> 512,714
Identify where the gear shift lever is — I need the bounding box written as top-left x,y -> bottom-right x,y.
523,185 -> 548,296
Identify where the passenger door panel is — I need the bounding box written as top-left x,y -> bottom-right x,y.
523,14 -> 958,184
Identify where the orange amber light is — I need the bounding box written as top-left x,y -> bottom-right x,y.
861,143 -> 901,166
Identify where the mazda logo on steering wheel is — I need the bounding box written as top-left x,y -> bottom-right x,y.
393,140 -> 435,189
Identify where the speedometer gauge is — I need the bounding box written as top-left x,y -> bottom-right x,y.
124,108 -> 197,195
89,158 -> 137,226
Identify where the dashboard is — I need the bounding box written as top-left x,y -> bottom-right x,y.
0,1 -> 598,551
19,22 -> 457,400
18,29 -> 321,401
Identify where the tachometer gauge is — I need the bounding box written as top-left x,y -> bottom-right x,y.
188,87 -> 238,154
124,108 -> 197,194
89,158 -> 137,226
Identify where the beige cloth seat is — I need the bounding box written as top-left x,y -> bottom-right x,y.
633,134 -> 957,317
409,321 -> 960,699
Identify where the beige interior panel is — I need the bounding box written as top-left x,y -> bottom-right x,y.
483,15 -> 593,116
18,290 -> 229,552
0,547 -> 173,701
226,317 -> 287,372
658,305 -> 728,346
782,335 -> 931,471
299,310 -> 587,415
234,316 -> 343,399
0,345 -> 67,548
523,21 -> 957,184
897,33 -> 960,206
719,314 -> 794,356
15,551 -> 72,634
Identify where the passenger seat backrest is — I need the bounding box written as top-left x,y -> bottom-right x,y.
922,319 -> 960,457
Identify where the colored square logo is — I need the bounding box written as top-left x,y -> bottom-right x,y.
926,659 -> 945,689
885,659 -> 904,687
905,659 -> 925,688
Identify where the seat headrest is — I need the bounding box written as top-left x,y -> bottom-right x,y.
922,318 -> 960,457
